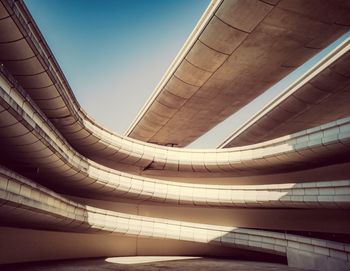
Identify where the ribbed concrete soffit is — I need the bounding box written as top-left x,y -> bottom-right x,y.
0,68 -> 350,200
219,36 -> 350,148
1,1 -> 350,268
126,0 -> 350,147
0,66 -> 350,182
0,0 -> 350,177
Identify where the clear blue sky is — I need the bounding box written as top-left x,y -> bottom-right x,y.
24,0 -> 210,134
24,1 -> 349,149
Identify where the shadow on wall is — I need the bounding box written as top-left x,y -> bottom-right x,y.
0,167 -> 350,270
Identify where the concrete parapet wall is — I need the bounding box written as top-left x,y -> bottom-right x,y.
1,58 -> 350,177
0,76 -> 350,204
0,226 -> 283,265
1,167 -> 349,270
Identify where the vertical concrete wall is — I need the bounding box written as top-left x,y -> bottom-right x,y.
69,197 -> 350,235
0,227 -> 283,265
0,227 -> 136,264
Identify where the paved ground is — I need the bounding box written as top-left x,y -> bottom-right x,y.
1,256 -> 312,271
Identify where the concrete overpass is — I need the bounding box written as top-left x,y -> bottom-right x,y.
1,1 -> 349,149
219,39 -> 350,148
0,1 -> 350,271
125,0 -> 350,147
0,0 -> 349,176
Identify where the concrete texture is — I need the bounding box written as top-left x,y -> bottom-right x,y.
1,69 -> 350,186
2,159 -> 350,209
1,167 -> 350,269
126,0 -> 350,147
0,226 -> 286,265
1,73 -> 350,203
0,0 -> 349,177
287,248 -> 350,271
2,223 -> 350,268
1,257 -> 312,271
0,1 -> 348,168
0,1 -> 349,270
220,43 -> 350,148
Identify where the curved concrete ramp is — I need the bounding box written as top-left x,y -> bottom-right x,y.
1,74 -> 350,204
1,168 -> 350,271
0,1 -> 349,270
1,70 -> 350,182
0,0 -> 349,149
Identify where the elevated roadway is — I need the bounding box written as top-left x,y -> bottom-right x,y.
0,0 -> 349,151
0,1 -> 349,270
220,41 -> 350,148
125,0 -> 350,146
1,70 -> 350,201
0,1 -> 349,175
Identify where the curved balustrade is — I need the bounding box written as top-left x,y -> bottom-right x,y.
0,76 -> 350,204
1,67 -> 350,182
1,166 -> 350,270
0,1 -> 350,269
0,0 -> 349,175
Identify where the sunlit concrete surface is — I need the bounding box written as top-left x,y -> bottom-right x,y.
126,0 -> 350,147
0,0 -> 349,270
1,68 -> 350,182
0,0 -> 349,176
220,38 -> 350,148
105,256 -> 201,264
1,167 -> 350,271
1,73 -> 350,202
3,166 -> 350,235
0,0 -> 349,151
2,164 -> 350,209
1,257 -> 313,271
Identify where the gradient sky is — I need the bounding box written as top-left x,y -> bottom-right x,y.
24,0 -> 210,134
24,1 -> 349,149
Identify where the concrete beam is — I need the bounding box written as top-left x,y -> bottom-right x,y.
220,38 -> 350,148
